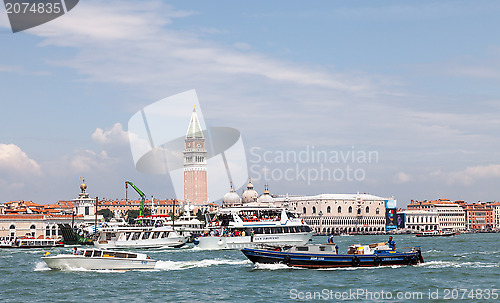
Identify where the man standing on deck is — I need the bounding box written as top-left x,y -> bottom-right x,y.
387,236 -> 396,250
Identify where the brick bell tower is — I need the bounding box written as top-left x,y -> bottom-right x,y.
183,105 -> 208,204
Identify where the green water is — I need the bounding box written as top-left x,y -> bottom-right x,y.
0,233 -> 498,302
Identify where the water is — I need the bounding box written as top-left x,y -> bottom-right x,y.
1,233 -> 498,302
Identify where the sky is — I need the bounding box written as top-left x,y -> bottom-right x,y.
1,0 -> 499,207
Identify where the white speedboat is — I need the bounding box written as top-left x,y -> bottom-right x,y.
42,249 -> 156,270
94,221 -> 188,249
195,206 -> 313,250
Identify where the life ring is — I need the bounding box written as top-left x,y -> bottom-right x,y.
215,221 -> 219,226
373,256 -> 382,267
352,256 -> 361,267
275,247 -> 281,252
209,222 -> 213,227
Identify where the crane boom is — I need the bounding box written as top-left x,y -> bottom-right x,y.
125,181 -> 146,219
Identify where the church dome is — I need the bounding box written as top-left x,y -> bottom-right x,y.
223,183 -> 242,206
257,184 -> 273,203
223,191 -> 241,206
241,179 -> 258,203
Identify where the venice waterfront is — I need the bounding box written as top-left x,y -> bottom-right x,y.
1,233 -> 498,302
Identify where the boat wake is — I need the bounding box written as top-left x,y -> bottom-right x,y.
34,261 -> 51,271
155,258 -> 250,271
253,263 -> 298,270
421,260 -> 499,269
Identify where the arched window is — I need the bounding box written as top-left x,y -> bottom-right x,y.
46,226 -> 50,236
312,206 -> 316,214
303,207 -> 306,214
348,206 -> 353,213
51,226 -> 56,236
9,224 -> 15,230
357,208 -> 361,215
376,208 -> 380,215
337,206 -> 341,213
365,206 -> 369,213
30,225 -> 36,237
327,206 -> 331,213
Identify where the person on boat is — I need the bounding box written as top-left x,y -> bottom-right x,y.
327,233 -> 334,244
387,236 -> 396,250
73,247 -> 79,255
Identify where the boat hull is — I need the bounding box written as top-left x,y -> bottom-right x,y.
241,248 -> 424,268
42,255 -> 156,270
196,232 -> 313,250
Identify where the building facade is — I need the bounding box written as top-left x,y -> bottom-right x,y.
457,202 -> 494,230
408,199 -> 466,231
274,193 -> 388,234
401,209 -> 440,231
490,202 -> 500,230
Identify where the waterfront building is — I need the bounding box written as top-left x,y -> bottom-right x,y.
490,202 -> 500,230
407,199 -> 465,231
273,193 -> 388,234
183,106 -> 208,204
400,209 -> 440,231
456,201 -> 494,230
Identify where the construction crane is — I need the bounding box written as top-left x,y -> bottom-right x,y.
125,181 -> 146,223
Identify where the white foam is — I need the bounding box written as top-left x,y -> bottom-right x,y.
155,258 -> 250,271
253,263 -> 294,270
422,260 -> 498,269
34,261 -> 51,271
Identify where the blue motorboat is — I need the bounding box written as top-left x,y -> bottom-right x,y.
241,242 -> 424,268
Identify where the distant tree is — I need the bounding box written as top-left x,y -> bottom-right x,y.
126,207 -> 152,224
97,208 -> 114,222
125,209 -> 140,224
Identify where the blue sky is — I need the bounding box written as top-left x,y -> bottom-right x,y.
1,0 -> 499,207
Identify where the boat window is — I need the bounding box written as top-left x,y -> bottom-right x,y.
283,227 -> 289,233
131,232 -> 140,240
106,233 -> 112,241
152,232 -> 161,239
92,250 -> 102,257
126,232 -> 133,240
254,228 -> 263,234
276,227 -> 283,234
142,232 -> 151,240
304,226 -> 312,232
162,232 -> 169,238
296,246 -> 309,251
319,246 -> 328,251
84,251 -> 92,257
264,227 -> 270,234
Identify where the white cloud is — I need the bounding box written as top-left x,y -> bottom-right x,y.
17,0 -> 382,95
92,123 -> 129,145
430,164 -> 500,186
394,172 -> 411,184
0,144 -> 42,177
70,150 -> 110,172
